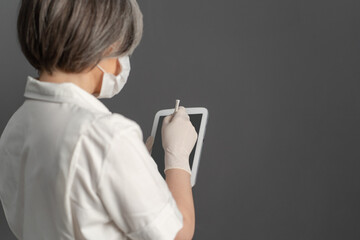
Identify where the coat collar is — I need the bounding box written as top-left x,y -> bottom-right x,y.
24,76 -> 111,114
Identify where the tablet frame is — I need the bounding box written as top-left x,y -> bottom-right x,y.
150,107 -> 208,187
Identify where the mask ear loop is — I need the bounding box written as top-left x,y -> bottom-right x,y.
97,65 -> 106,73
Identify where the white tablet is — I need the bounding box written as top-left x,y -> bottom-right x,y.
150,107 -> 209,187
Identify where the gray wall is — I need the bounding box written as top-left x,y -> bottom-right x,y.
1,0 -> 360,239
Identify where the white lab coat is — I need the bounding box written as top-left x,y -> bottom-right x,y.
0,76 -> 183,240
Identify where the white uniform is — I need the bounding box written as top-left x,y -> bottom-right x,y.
0,76 -> 183,240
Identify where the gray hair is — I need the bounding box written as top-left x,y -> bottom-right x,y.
17,0 -> 143,74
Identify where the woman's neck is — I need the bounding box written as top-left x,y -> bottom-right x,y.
39,69 -> 102,95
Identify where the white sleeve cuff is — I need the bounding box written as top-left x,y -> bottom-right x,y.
126,196 -> 183,240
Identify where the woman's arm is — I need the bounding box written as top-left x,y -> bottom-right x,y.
165,169 -> 195,240
161,106 -> 197,240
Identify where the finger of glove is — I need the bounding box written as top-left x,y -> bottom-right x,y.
163,115 -> 173,125
145,136 -> 154,153
173,106 -> 190,121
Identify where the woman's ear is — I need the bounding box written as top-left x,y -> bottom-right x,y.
97,57 -> 121,75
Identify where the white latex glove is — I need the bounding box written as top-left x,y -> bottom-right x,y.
161,106 -> 198,175
145,136 -> 154,153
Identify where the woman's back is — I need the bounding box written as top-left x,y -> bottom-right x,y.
0,76 -> 178,239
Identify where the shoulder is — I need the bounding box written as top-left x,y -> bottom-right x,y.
81,112 -> 143,147
94,113 -> 142,137
95,113 -> 141,133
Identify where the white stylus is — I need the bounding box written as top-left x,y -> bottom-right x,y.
175,99 -> 180,113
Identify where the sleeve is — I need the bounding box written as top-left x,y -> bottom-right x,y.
96,123 -> 183,240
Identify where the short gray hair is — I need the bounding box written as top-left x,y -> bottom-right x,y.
17,0 -> 143,74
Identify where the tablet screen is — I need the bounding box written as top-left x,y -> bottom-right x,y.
151,114 -> 203,179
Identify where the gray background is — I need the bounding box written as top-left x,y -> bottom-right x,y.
1,0 -> 360,239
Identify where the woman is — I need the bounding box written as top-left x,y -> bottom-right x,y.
0,0 -> 197,239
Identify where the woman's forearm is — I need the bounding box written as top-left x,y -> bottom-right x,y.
165,169 -> 195,240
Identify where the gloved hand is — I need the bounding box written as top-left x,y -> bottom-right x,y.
161,106 -> 198,175
145,136 -> 154,153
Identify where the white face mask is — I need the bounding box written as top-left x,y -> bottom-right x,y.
96,56 -> 131,99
